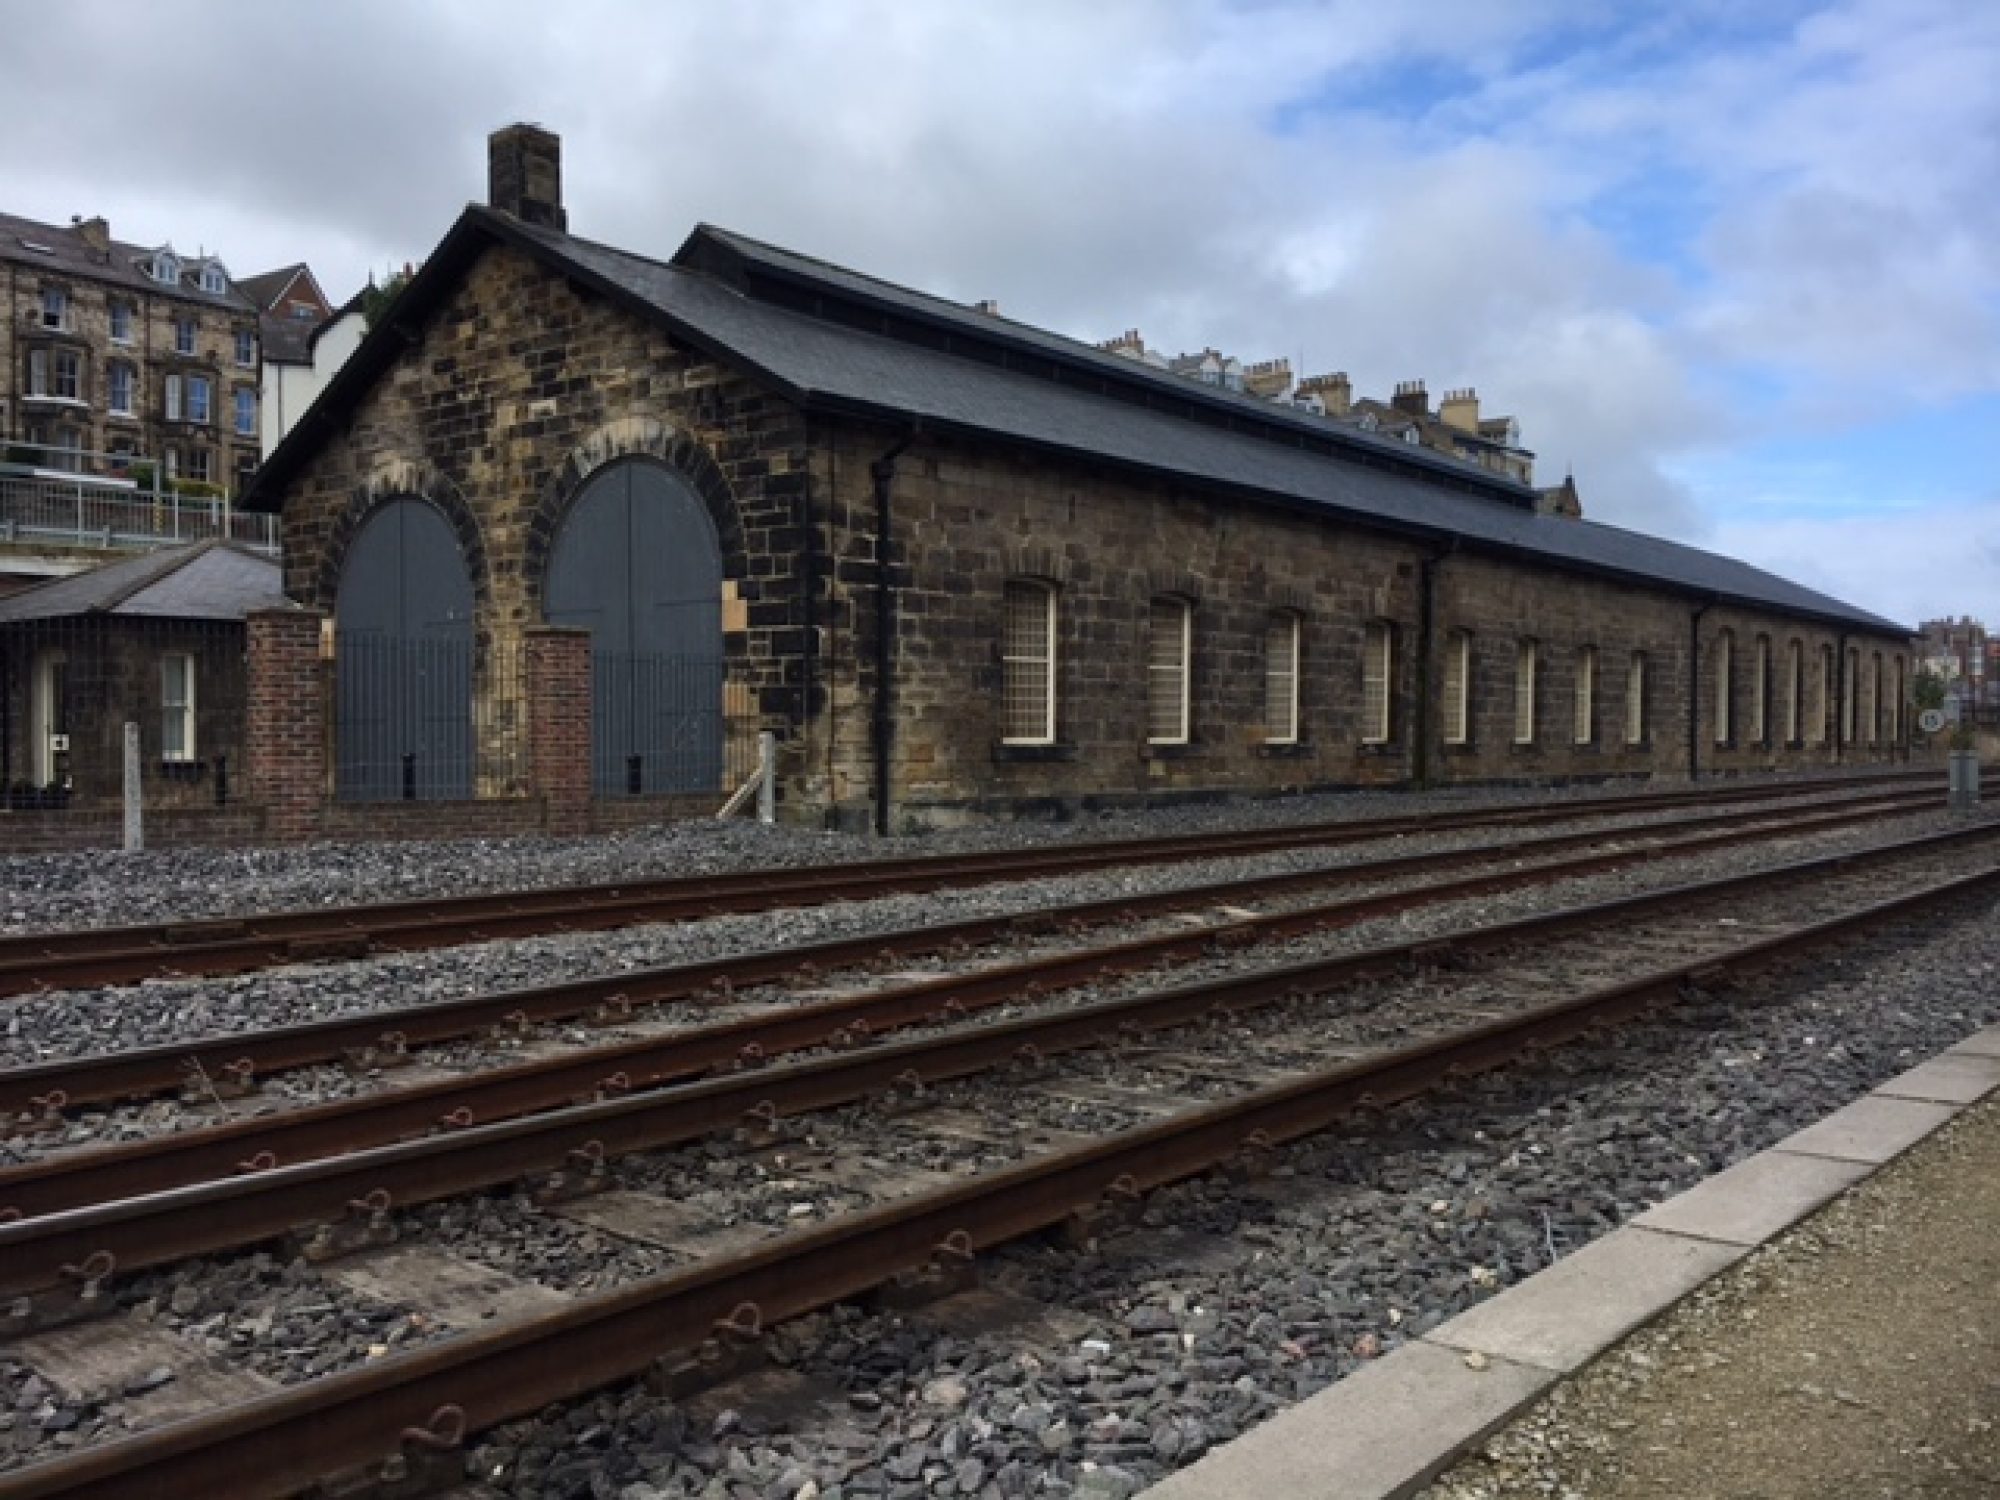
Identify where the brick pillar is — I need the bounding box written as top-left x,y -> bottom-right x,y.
526,627 -> 593,836
245,607 -> 326,843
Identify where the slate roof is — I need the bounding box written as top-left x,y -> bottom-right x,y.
0,209 -> 258,314
0,542 -> 290,624
245,206 -> 1908,637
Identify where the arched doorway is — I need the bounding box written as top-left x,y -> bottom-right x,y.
546,459 -> 723,794
334,498 -> 475,800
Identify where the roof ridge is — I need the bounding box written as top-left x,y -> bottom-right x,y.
89,539 -> 217,613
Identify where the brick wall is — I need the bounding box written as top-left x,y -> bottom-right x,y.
0,806 -> 264,854
525,626 -> 591,836
244,607 -> 324,841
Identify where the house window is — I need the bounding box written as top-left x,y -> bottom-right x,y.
40,287 -> 69,330
26,347 -> 48,396
1869,652 -> 1884,743
1513,639 -> 1538,745
233,386 -> 257,435
1714,630 -> 1734,745
1361,620 -> 1393,744
108,362 -> 135,416
235,328 -> 256,366
1814,645 -> 1835,744
1147,596 -> 1192,745
198,265 -> 226,295
108,300 -> 133,343
1890,658 -> 1904,742
163,373 -> 183,421
186,447 -> 211,484
1842,648 -> 1859,743
1626,651 -> 1648,745
187,375 -> 212,425
1264,612 -> 1300,744
150,252 -> 180,285
1574,645 -> 1597,744
1784,641 -> 1803,743
52,349 -> 81,401
234,450 -> 258,495
174,318 -> 197,355
1002,581 -> 1056,744
1442,630 -> 1471,745
1750,636 -> 1770,745
161,654 -> 196,762
164,447 -> 181,480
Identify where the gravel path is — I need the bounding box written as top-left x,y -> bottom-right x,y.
1417,1092 -> 2000,1500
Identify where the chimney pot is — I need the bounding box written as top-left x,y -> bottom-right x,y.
488,123 -> 567,231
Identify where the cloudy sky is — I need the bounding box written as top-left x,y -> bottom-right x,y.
4,0 -> 1995,626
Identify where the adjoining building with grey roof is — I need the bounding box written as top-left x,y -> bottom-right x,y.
0,540 -> 285,814
243,124 -> 1914,835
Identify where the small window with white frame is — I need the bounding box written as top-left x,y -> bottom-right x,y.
161,653 -> 196,762
1513,638 -> 1538,744
108,362 -> 136,416
1442,630 -> 1471,745
1001,580 -> 1056,745
187,375 -> 212,425
198,264 -> 227,295
186,448 -> 211,484
1264,611 -> 1300,745
108,299 -> 133,343
1361,619 -> 1394,744
1750,635 -> 1770,744
174,318 -> 197,356
53,349 -> 81,401
1625,650 -> 1647,745
235,328 -> 256,366
1146,595 -> 1192,745
40,286 -> 69,331
233,386 -> 257,436
163,372 -> 183,421
1574,645 -> 1597,744
1785,640 -> 1803,743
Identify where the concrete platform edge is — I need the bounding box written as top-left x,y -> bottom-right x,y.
1137,1021 -> 2000,1500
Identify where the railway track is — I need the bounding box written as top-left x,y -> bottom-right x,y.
0,813 -> 1993,1497
0,787 -> 1964,1216
0,769 -> 1956,998
0,778 -> 1952,1134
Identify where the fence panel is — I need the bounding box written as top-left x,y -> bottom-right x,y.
591,651 -> 744,796
334,633 -> 523,803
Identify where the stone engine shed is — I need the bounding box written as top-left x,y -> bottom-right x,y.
246,128 -> 1912,834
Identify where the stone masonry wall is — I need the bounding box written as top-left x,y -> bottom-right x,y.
815,424 -> 1913,828
272,243 -> 815,803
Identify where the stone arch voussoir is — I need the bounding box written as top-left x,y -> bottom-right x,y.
318,457 -> 486,617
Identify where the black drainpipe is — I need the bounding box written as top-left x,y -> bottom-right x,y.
1687,600 -> 1713,782
1413,541 -> 1452,790
870,427 -> 918,837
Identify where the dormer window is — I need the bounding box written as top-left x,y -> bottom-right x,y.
148,249 -> 181,284
197,264 -> 227,295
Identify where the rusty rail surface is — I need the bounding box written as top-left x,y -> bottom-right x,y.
2,819 -> 1993,1300
0,789 -> 1959,1220
0,783 -> 1954,1125
3,862 -> 1993,1499
0,770 -> 1952,998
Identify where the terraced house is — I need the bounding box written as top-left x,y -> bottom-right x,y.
1,209 -> 271,493
245,125 -> 1914,837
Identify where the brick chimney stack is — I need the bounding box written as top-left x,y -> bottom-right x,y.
73,216 -> 111,261
488,123 -> 567,231
1390,379 -> 1430,417
1438,387 -> 1480,433
1296,371 -> 1352,415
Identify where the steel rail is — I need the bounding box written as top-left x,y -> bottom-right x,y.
3,862 -> 1993,1500
0,769 -> 1952,999
0,789 -> 1955,1220
1,819 -> 1993,1300
0,784 -> 1952,1123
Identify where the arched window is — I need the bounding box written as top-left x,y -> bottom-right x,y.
1626,651 -> 1648,745
1361,620 -> 1395,744
1714,630 -> 1735,745
1442,630 -> 1472,746
1513,639 -> 1538,745
1750,635 -> 1770,745
1574,645 -> 1597,745
1002,580 -> 1057,745
1147,596 -> 1192,745
1264,612 -> 1301,745
1784,640 -> 1803,744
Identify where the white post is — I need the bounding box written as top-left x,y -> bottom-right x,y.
756,731 -> 776,825
122,721 -> 144,852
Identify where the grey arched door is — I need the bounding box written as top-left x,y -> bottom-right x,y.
546,460 -> 723,794
334,498 -> 475,800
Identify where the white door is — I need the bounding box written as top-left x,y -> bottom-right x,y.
31,649 -> 70,788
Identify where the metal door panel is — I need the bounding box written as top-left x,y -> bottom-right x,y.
334,499 -> 475,801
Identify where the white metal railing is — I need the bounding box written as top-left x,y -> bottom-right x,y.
0,471 -> 279,556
